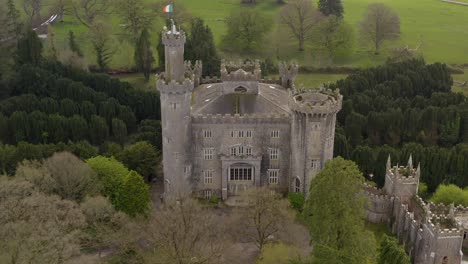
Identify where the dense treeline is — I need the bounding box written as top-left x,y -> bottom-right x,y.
0,61 -> 162,149
331,59 -> 468,192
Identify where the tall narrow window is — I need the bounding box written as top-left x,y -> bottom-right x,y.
268,170 -> 279,184
203,170 -> 213,184
204,190 -> 212,199
271,130 -> 280,138
295,177 -> 301,193
269,148 -> 279,160
311,159 -> 319,170
238,130 -> 244,138
203,130 -> 212,138
246,130 -> 252,138
203,148 -> 213,160
246,147 -> 252,156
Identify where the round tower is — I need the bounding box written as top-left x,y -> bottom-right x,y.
157,21 -> 194,202
288,88 -> 342,194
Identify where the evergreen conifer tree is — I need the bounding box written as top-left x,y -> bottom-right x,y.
68,31 -> 83,57
134,29 -> 154,82
185,18 -> 220,76
16,29 -> 43,65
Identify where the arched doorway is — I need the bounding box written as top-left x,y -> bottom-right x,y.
295,177 -> 301,193
442,256 -> 448,264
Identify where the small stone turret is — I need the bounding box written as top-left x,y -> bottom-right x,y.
184,60 -> 203,86
383,155 -> 420,204
279,62 -> 298,89
162,20 -> 186,83
219,60 -> 261,95
288,87 -> 342,193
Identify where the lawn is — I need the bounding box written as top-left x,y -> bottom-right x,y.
23,0 -> 468,69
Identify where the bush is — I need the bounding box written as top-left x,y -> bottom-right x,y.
288,192 -> 305,212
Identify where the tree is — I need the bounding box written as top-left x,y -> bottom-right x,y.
378,235 -> 411,264
134,29 -> 154,82
311,15 -> 354,61
89,115 -> 109,144
16,29 -> 43,65
68,30 -> 83,57
279,0 -> 323,51
45,25 -> 58,60
88,21 -> 115,71
185,18 -> 220,76
146,198 -> 229,264
5,0 -> 23,42
111,118 -> 127,143
80,196 -> 128,254
22,0 -> 42,23
233,187 -> 294,250
72,0 -> 111,27
44,151 -> 99,202
359,3 -> 400,54
115,171 -> 150,217
114,0 -> 153,40
0,177 -> 85,263
86,156 -> 129,206
118,141 -> 159,181
430,184 -> 468,206
52,0 -> 71,22
304,157 -> 376,264
221,9 -> 272,54
318,0 -> 344,18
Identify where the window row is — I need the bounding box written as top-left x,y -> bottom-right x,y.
204,148 -> 213,160
271,130 -> 280,138
230,167 -> 253,181
203,169 -> 280,184
230,145 -> 252,156
231,130 -> 253,138
269,148 -> 279,160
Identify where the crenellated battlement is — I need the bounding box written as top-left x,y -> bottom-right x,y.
279,62 -> 298,89
156,77 -> 194,95
288,88 -> 342,116
191,113 -> 290,124
220,59 -> 261,82
161,29 -> 186,47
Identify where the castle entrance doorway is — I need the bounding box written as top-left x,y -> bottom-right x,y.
220,156 -> 262,200
228,163 -> 254,196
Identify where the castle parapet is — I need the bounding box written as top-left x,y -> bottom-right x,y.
161,28 -> 186,46
220,60 -> 261,82
288,89 -> 343,116
157,77 -> 194,95
192,113 -> 290,124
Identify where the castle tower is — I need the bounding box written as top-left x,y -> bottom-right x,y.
157,21 -> 194,202
288,87 -> 342,194
383,156 -> 420,204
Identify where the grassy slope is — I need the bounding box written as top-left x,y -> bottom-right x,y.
30,0 -> 468,69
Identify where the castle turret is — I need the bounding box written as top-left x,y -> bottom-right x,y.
157,21 -> 194,202
279,62 -> 298,89
288,87 -> 342,194
383,156 -> 420,204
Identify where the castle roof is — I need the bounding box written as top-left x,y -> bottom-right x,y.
191,83 -> 290,116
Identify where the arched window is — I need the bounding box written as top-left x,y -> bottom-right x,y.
442,256 -> 448,264
295,177 -> 301,193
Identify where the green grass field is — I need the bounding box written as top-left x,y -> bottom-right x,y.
25,0 -> 468,69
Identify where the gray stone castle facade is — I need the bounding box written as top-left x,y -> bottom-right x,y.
365,156 -> 467,264
156,23 -> 342,201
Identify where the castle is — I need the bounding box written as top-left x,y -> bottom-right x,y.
365,156 -> 468,264
156,22 -> 342,201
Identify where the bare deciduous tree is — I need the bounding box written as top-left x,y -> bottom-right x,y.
52,0 -> 72,22
146,198 -> 230,264
279,0 -> 324,51
22,0 -> 42,23
0,177 -> 85,263
88,21 -> 116,71
114,0 -> 153,40
359,3 -> 400,54
233,187 -> 294,251
44,151 -> 99,202
71,0 -> 111,27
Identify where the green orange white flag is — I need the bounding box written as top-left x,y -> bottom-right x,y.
163,4 -> 173,13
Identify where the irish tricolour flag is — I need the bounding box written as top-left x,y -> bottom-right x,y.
163,4 -> 173,13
